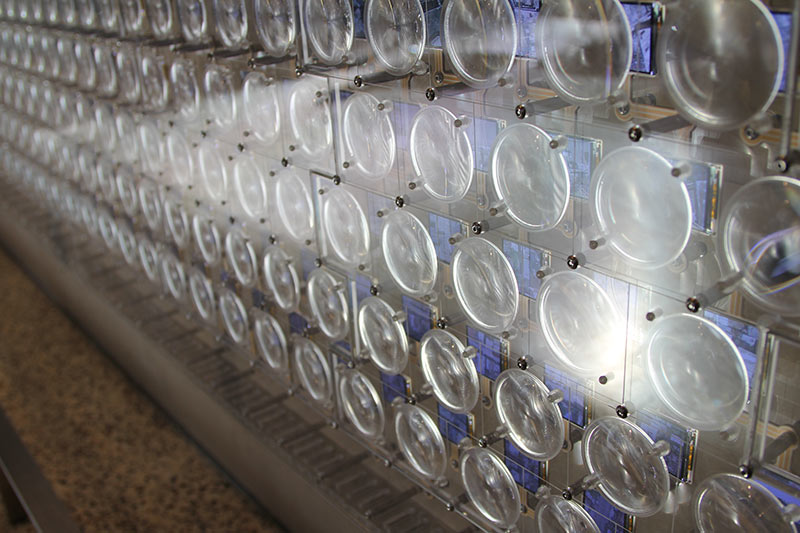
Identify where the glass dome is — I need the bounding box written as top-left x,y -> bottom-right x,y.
365,0 -> 425,76
537,271 -> 624,375
203,65 -> 237,128
97,208 -> 117,250
419,329 -> 479,413
233,156 -> 268,219
138,237 -> 160,282
165,130 -> 194,187
213,0 -> 248,48
460,447 -> 521,529
117,222 -> 138,266
303,0 -> 353,65
358,296 -> 408,374
535,494 -> 601,533
341,93 -> 395,181
254,0 -> 296,57
394,403 -> 447,479
307,268 -> 350,340
138,179 -> 163,232
219,288 -> 249,344
177,0 -> 209,42
442,0 -> 517,89
169,59 -> 201,119
409,105 -> 473,203
583,417 -> 670,516
140,56 -> 169,112
490,123 -> 570,232
658,0 -> 783,131
693,473 -> 798,533
224,227 -> 257,287
274,169 -> 315,243
322,187 -> 370,267
254,312 -> 288,372
147,0 -> 175,38
536,0 -> 631,105
288,79 -> 333,160
451,237 -> 518,333
591,147 -> 692,269
293,337 -> 333,403
494,369 -> 564,460
339,369 -> 385,440
197,147 -> 228,202
162,253 -> 188,301
262,246 -> 300,312
721,176 -> 800,317
189,269 -> 216,322
381,209 -> 438,297
164,198 -> 190,248
115,46 -> 141,105
116,169 -> 139,217
241,72 -> 281,145
646,314 -> 748,430
192,214 -> 222,266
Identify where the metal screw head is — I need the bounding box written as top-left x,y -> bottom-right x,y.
471,221 -> 483,235
481,395 -> 491,407
332,175 -> 341,185
588,240 -> 599,250
562,489 -> 572,500
281,158 -> 289,167
269,234 -> 277,244
288,145 -> 295,152
259,218 -> 266,224
628,125 -> 643,142
243,130 -> 250,137
237,143 -> 244,152
445,503 -> 454,512
744,126 -> 759,140
739,464 -> 753,478
228,155 -> 234,161
686,297 -> 701,313
516,357 -> 527,370
536,270 -> 546,279
615,405 -> 629,418
342,161 -> 350,169
304,239 -> 312,246
425,88 -> 436,101
200,130 -> 207,138
382,458 -> 392,468
477,437 -> 488,448
295,67 -> 303,78
645,311 -> 656,321
369,285 -> 379,296
515,104 -> 526,120
394,195 -> 405,208
436,317 -> 447,329
434,72 -> 444,84
247,57 -> 255,68
229,216 -> 235,224
598,375 -> 608,385
408,181 -> 417,190
314,258 -> 322,267
353,75 -> 363,88
566,255 -> 579,269
776,157 -> 789,173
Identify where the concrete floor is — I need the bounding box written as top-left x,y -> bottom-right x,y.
0,247 -> 286,532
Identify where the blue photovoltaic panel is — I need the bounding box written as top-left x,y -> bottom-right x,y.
584,490 -> 632,533
543,365 -> 588,427
468,117 -> 501,173
515,0 -> 541,58
289,312 -> 308,334
428,213 -> 462,263
301,248 -> 316,279
704,310 -> 760,384
502,239 -> 543,299
673,160 -> 719,233
760,469 -> 800,518
637,411 -> 696,481
466,326 -> 504,380
353,274 -> 372,304
332,340 -> 351,364
438,404 -> 470,444
366,192 -> 395,237
251,288 -> 268,309
504,440 -> 542,493
380,372 -> 408,403
402,295 -> 432,342
622,2 -> 656,75
352,0 -> 366,39
422,0 -> 443,47
555,134 -> 600,200
774,12 -> 792,92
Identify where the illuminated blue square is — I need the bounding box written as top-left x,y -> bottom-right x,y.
402,296 -> 432,342
504,440 -> 541,493
622,2 -> 655,75
704,310 -> 760,384
289,312 -> 308,334
422,0 -> 443,47
637,411 -> 695,480
380,372 -> 407,403
466,326 -> 504,380
428,213 -> 462,263
584,490 -> 630,533
301,248 -> 316,279
502,239 -> 542,300
353,274 -> 372,304
352,0 -> 365,39
543,365 -> 587,427
438,404 -> 469,444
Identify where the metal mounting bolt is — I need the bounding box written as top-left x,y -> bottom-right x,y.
281,158 -> 289,167
394,195 -> 405,208
425,88 -> 436,102
314,258 -> 322,267
369,285 -> 379,296
471,221 -> 483,235
517,357 -> 528,370
515,104 -> 526,120
616,405 -> 629,418
332,175 -> 341,185
628,125 -> 643,142
353,75 -> 363,88
566,255 -> 579,269
686,297 -> 701,313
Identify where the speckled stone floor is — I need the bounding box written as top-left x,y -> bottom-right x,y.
0,247 -> 286,533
